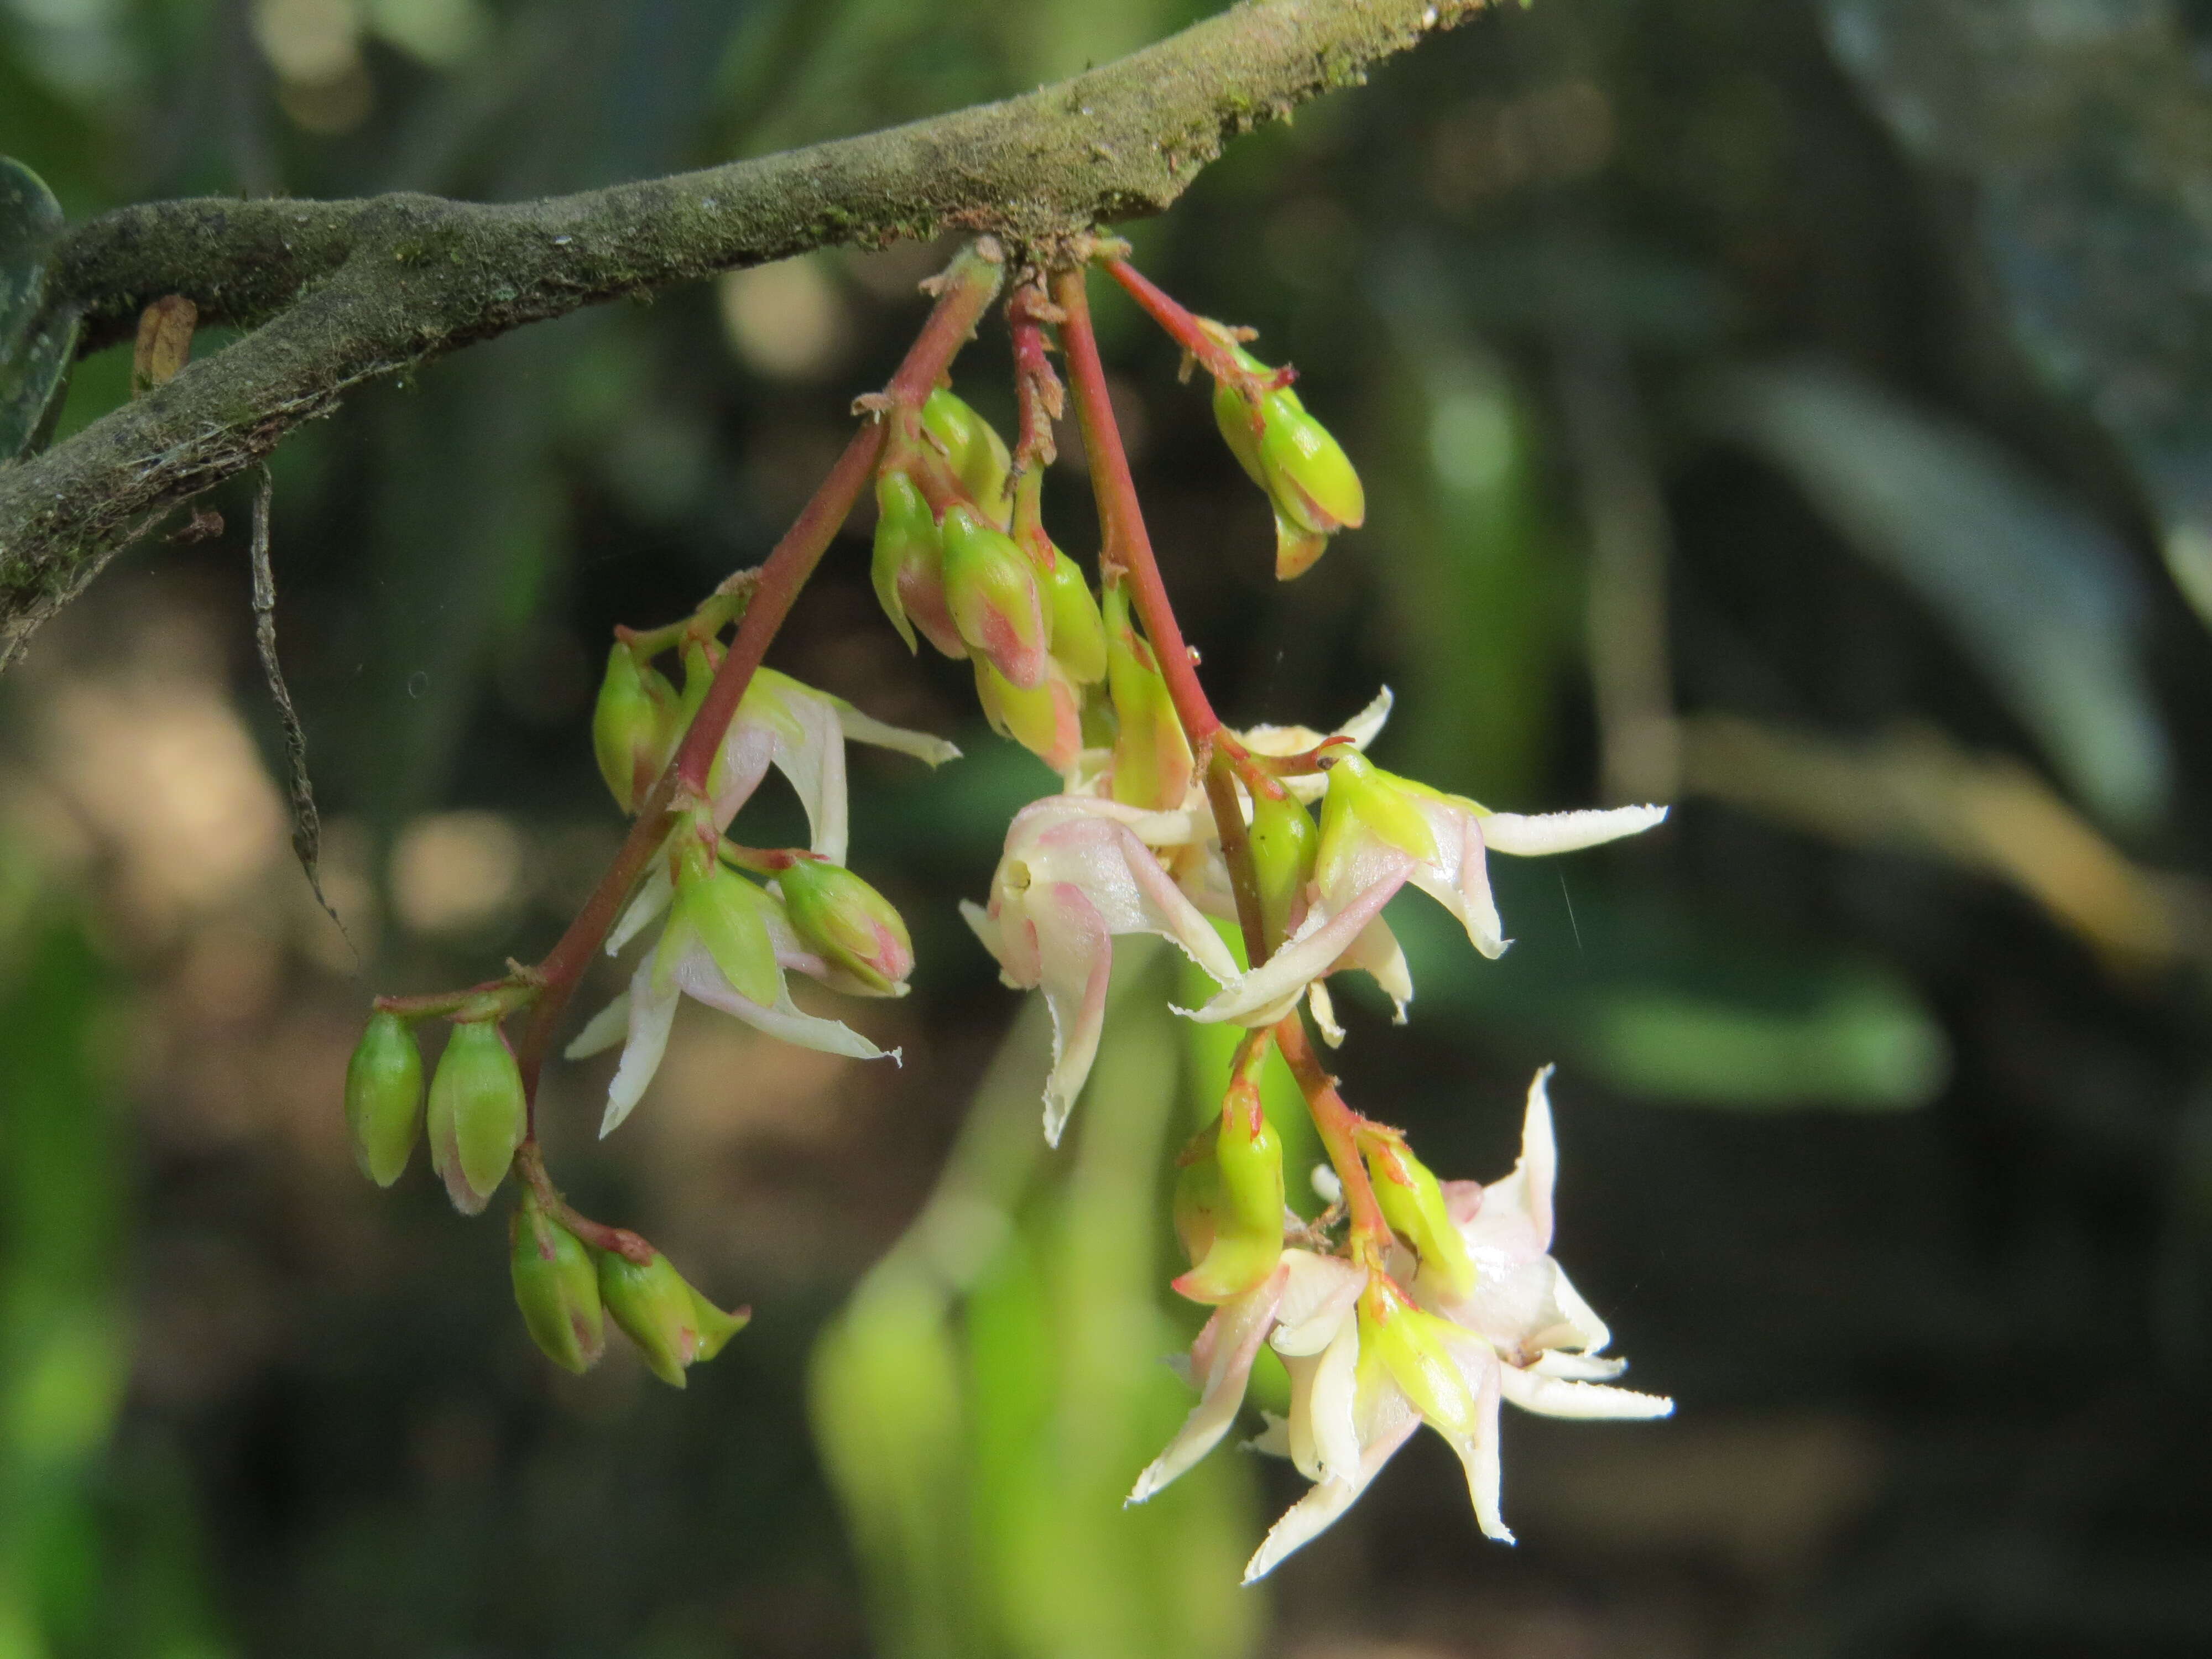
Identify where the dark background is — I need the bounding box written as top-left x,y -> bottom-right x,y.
4,1 -> 2211,1654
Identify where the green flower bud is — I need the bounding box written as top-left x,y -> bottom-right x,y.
1248,787 -> 1319,950
1173,1084 -> 1286,1303
510,1197 -> 605,1375
1104,582 -> 1193,811
426,1018 -> 526,1215
591,645 -> 667,813
1172,1129 -> 1224,1267
871,469 -> 965,658
777,859 -> 913,995
597,1248 -> 750,1388
1317,753 -> 1440,894
1210,345 -> 1364,580
666,856 -> 781,1006
921,387 -> 1012,521
1365,1134 -> 1477,1302
941,503 -> 1049,690
1040,546 -> 1108,685
344,1009 -> 423,1187
973,654 -> 1082,774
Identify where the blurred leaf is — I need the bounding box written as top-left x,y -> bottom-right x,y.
1819,0 -> 2212,640
1374,868 -> 1950,1111
1698,361 -> 2168,828
0,154 -> 78,462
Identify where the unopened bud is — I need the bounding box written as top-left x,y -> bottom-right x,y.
1317,754 -> 1440,893
426,1018 -> 526,1215
973,654 -> 1082,775
510,1197 -> 606,1374
921,388 -> 1012,521
345,1009 -> 423,1187
1365,1134 -> 1477,1301
1172,1132 -> 1224,1267
1211,346 -> 1364,580
591,645 -> 677,813
871,469 -> 966,658
941,503 -> 1048,690
778,859 -> 913,995
668,853 -> 780,1006
1248,787 -> 1319,949
1104,582 -> 1193,811
1173,1083 -> 1286,1303
598,1248 -> 750,1388
1040,546 -> 1108,685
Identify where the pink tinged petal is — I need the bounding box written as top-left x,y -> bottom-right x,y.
602,961 -> 680,1138
430,1101 -> 486,1215
1479,803 -> 1667,856
1127,1262 -> 1291,1505
1031,881 -> 1113,1146
1240,1416 -> 1419,1584
1405,806 -> 1506,959
674,950 -> 894,1064
565,990 -> 630,1060
606,863 -> 674,956
1499,1363 -> 1672,1420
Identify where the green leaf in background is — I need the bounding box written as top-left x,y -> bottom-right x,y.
1698,361 -> 2169,831
0,155 -> 79,463
1818,0 -> 2212,645
1370,865 -> 1950,1112
811,946 -> 1258,1659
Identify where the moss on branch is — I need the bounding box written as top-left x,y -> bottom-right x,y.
0,0 -> 1491,666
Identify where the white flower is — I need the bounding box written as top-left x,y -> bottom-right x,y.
961,796 -> 1239,1144
1194,755 -> 1666,1027
567,853 -> 896,1138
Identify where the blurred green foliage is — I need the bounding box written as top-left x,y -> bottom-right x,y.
5,0 -> 2212,1654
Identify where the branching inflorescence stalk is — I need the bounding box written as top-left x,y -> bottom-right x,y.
1055,262 -> 1394,1262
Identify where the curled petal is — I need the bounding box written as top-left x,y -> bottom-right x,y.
1404,801 -> 1507,959
1479,803 -> 1667,856
1241,1415 -> 1418,1584
1499,1363 -> 1672,1420
1438,1334 -> 1512,1543
1187,849 -> 1412,1027
1269,1251 -> 1366,1356
827,696 -> 961,767
1032,881 -> 1114,1146
1128,1261 -> 1290,1505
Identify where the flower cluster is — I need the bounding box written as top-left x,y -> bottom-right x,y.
339,242 -> 1676,1574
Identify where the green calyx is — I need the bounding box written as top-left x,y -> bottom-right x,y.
973,654 -> 1080,774
345,1009 -> 424,1187
591,645 -> 676,814
1317,754 -> 1439,890
1174,1091 -> 1286,1303
1360,1280 -> 1479,1441
1248,787 -> 1319,948
667,857 -> 781,1006
1366,1134 -> 1477,1301
941,503 -> 1048,689
510,1197 -> 606,1375
1103,581 -> 1193,810
426,1018 -> 526,1215
597,1249 -> 749,1389
1208,343 -> 1364,580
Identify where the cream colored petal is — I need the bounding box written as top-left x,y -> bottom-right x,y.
1241,1416 -> 1418,1584
828,697 -> 961,766
1128,1264 -> 1290,1505
1187,866 -> 1405,1027
1303,1314 -> 1363,1488
601,961 -> 679,1138
606,863 -> 674,956
1499,1363 -> 1672,1420
1030,881 -> 1114,1146
1479,804 -> 1667,856
675,950 -> 893,1063
565,990 -> 631,1060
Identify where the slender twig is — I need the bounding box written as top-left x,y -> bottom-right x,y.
510,243 -> 1004,1103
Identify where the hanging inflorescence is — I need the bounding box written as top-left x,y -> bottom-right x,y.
340,235 -> 1674,1579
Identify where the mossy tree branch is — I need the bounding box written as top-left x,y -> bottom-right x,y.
0,0 -> 1489,667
